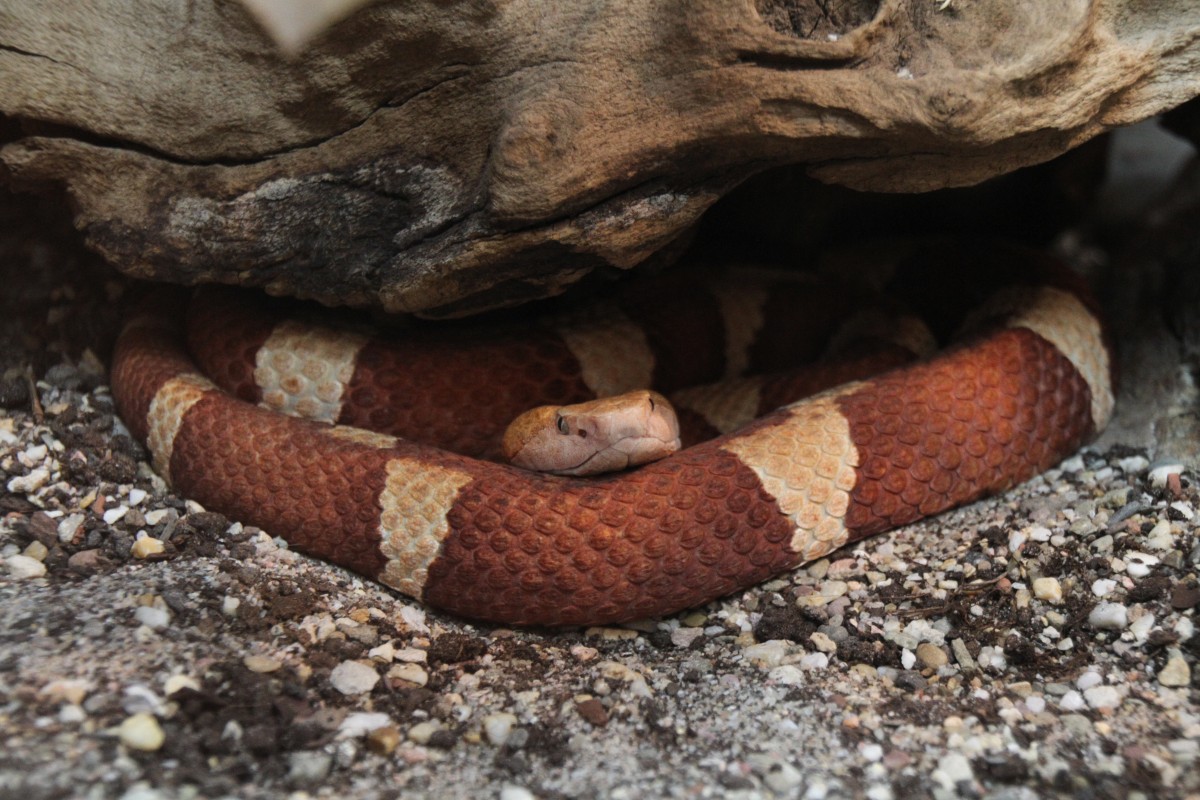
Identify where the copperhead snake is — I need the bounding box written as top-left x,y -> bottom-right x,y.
110,241 -> 1114,626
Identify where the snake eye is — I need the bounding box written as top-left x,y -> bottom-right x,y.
556,415 -> 569,435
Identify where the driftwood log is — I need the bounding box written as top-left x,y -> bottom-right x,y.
2,1 -> 1200,316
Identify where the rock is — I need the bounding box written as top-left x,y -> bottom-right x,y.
1033,577 -> 1063,603
130,537 -> 165,559
1088,602 -> 1130,630
244,655 -> 283,673
286,751 -> 333,784
5,554 -> 47,579
483,712 -> 519,746
916,643 -> 949,669
406,721 -> 442,745
133,606 -> 170,630
1158,653 -> 1192,687
4,3 -> 1200,315
118,713 -> 165,751
329,660 -> 380,695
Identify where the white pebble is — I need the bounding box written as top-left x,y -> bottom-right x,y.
18,444 -> 47,467
769,665 -> 806,685
977,646 -> 1007,672
860,742 -> 884,762
934,753 -> 975,789
1124,552 -> 1159,578
1008,530 -> 1027,552
8,468 -> 49,493
799,652 -> 829,670
407,721 -> 441,744
329,661 -> 379,695
1170,501 -> 1194,521
743,640 -> 790,668
1075,671 -> 1102,691
103,506 -> 129,525
1025,696 -> 1046,714
1084,685 -> 1123,710
764,760 -> 804,793
1060,455 -> 1085,472
1091,579 -> 1118,597
1144,520 -> 1175,551
1130,613 -> 1156,644
1148,462 -> 1184,489
118,713 -> 165,751
57,513 -> 85,543
128,488 -> 148,506
1059,690 -> 1086,711
671,627 -> 704,648
901,649 -> 916,669
338,712 -> 392,737
388,663 -> 428,687
1089,603 -> 1129,630
5,554 -> 47,579
483,712 -> 519,746
499,788 -> 536,800
1032,577 -> 1063,602
1117,455 -> 1149,473
1029,526 -> 1052,542
134,606 -> 170,630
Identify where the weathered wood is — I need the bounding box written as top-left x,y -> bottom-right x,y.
2,1 -> 1199,316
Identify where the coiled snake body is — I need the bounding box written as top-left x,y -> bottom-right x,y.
111,243 -> 1114,626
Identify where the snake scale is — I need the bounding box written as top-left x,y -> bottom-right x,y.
110,242 -> 1114,626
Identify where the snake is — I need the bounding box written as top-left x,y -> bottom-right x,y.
109,241 -> 1114,626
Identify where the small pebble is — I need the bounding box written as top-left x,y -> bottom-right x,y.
499,787 -> 536,800
23,540 -> 48,561
916,642 -> 949,668
1158,653 -> 1191,687
1091,579 -> 1118,597
1058,691 -> 1085,711
118,713 -> 165,751
769,665 -> 805,685
935,753 -> 975,790
1088,602 -> 1129,630
1075,671 -> 1102,691
1032,577 -> 1063,603
329,660 -> 380,695
366,726 -> 402,755
407,721 -> 442,745
1148,462 -> 1185,489
134,606 -> 170,630
103,507 -> 129,525
287,751 -> 333,784
244,655 -> 282,673
483,712 -> 519,746
575,698 -> 609,727
131,537 -> 165,559
387,663 -> 429,687
6,554 -> 47,579
1083,685 -> 1122,710
8,468 -> 50,493
1171,582 -> 1200,610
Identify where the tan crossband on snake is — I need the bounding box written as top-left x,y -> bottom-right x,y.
110,241 -> 1114,626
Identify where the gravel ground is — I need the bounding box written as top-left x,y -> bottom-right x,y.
3,140 -> 1200,799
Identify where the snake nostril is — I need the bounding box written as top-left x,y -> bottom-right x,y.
578,430 -> 587,438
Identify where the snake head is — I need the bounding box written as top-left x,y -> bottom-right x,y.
502,390 -> 681,476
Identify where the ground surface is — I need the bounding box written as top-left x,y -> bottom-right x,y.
2,127 -> 1200,800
